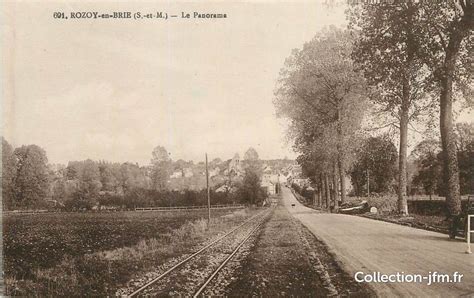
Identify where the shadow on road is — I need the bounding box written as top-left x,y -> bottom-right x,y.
397,232 -> 465,243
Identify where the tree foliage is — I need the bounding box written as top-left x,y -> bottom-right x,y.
411,124 -> 474,198
348,1 -> 437,214
13,145 -> 49,207
244,147 -> 259,161
350,136 -> 398,196
2,138 -> 17,209
1,137 -> 278,210
150,146 -> 171,191
412,152 -> 442,199
236,165 -> 267,205
274,26 -> 368,205
421,0 -> 473,219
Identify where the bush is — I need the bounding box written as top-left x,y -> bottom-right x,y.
62,186 -> 241,210
236,167 -> 267,205
291,183 -> 301,194
301,187 -> 315,202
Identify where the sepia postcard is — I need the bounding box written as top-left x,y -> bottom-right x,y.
1,0 -> 473,296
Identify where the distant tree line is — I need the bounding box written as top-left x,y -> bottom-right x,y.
1,139 -> 268,210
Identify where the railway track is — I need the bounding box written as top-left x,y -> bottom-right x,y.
127,207 -> 273,297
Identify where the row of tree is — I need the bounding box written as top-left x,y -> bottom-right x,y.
274,1 -> 473,235
275,26 -> 369,211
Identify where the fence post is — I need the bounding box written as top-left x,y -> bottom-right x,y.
467,215 -> 472,254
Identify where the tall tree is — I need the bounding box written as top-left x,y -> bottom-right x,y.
150,146 -> 171,191
98,161 -> 120,192
237,165 -> 266,205
51,179 -> 68,202
48,163 -> 68,204
349,1 -> 434,214
274,26 -> 367,204
120,162 -> 149,191
419,1 -> 472,235
77,159 -> 102,200
2,138 -> 17,210
66,161 -> 82,180
151,146 -> 171,164
244,147 -> 259,161
13,145 -> 49,207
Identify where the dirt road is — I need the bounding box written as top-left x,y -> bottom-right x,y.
282,187 -> 474,297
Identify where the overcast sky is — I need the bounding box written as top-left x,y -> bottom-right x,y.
4,1 -> 471,166
2,1 -> 349,165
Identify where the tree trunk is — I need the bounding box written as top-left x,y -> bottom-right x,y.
313,177 -> 317,206
318,186 -> 322,207
333,162 -> 339,211
396,10 -> 419,215
338,157 -> 346,203
336,106 -> 346,203
398,81 -> 410,215
320,174 -> 325,208
440,35 -> 463,218
324,174 -> 330,209
329,181 -> 334,203
318,174 -> 323,208
439,12 -> 473,237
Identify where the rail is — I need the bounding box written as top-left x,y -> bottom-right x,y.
193,212 -> 269,297
127,208 -> 270,297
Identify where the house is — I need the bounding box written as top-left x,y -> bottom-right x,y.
209,167 -> 220,178
227,153 -> 244,176
183,168 -> 194,178
215,184 -> 237,193
262,165 -> 273,174
285,163 -> 303,184
279,172 -> 290,185
261,181 -> 276,195
170,170 -> 183,179
262,173 -> 280,184
293,178 -> 310,188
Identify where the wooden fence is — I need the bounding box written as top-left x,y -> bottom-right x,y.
134,204 -> 246,212
3,209 -> 51,215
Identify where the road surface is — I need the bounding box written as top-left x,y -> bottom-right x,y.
282,187 -> 474,297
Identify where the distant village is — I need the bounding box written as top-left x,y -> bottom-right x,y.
3,136 -> 311,210
166,153 -> 304,196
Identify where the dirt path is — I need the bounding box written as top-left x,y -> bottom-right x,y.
282,187 -> 474,297
225,199 -> 373,296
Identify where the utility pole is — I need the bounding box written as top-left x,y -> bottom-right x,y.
277,173 -> 280,194
206,153 -> 211,226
